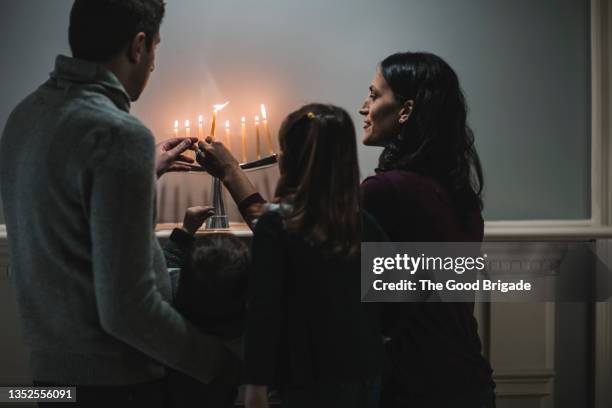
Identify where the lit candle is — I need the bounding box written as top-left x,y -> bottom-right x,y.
198,115 -> 204,140
261,104 -> 274,155
210,110 -> 217,139
225,120 -> 232,153
255,115 -> 261,160
210,102 -> 229,139
173,120 -> 179,138
184,120 -> 191,138
241,116 -> 247,163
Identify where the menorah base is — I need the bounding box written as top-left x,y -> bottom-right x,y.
167,154 -> 278,230
206,176 -> 229,229
206,215 -> 230,229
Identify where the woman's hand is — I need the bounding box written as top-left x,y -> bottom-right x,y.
181,205 -> 215,235
155,137 -> 199,177
196,137 -> 241,181
245,385 -> 269,408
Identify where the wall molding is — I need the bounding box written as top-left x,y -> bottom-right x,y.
592,1 -> 612,407
493,369 -> 555,398
485,221 -> 612,241
4,221 -> 612,242
591,0 -> 612,227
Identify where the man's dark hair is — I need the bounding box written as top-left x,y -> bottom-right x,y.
69,0 -> 166,63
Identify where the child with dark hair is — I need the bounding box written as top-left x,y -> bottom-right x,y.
163,205 -> 249,408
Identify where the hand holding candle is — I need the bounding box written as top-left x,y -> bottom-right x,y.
210,102 -> 229,139
168,100 -> 283,170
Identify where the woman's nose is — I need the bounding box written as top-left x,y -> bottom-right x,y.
359,100 -> 369,116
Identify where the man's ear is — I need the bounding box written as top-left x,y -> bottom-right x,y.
398,100 -> 414,124
127,32 -> 147,64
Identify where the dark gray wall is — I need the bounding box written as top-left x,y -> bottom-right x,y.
0,0 -> 591,221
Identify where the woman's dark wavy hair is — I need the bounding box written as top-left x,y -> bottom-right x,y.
274,103 -> 361,258
378,52 -> 484,215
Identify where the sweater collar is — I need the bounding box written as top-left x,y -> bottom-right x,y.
50,55 -> 131,112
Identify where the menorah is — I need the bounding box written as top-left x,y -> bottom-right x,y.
196,154 -> 278,229
170,102 -> 278,229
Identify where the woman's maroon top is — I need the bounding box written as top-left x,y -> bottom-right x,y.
361,169 -> 493,398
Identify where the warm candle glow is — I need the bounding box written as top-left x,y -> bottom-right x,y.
225,120 -> 232,152
198,114 -> 204,139
241,116 -> 247,163
210,101 -> 229,139
260,104 -> 274,155
184,119 -> 190,138
255,115 -> 261,160
173,120 -> 179,137
213,101 -> 230,111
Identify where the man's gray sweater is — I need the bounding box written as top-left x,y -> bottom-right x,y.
0,55 -> 235,385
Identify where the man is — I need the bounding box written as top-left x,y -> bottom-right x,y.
0,0 -> 238,405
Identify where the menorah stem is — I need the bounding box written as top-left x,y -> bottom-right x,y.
205,176 -> 229,229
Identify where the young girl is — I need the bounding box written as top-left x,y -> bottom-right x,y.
238,104 -> 384,408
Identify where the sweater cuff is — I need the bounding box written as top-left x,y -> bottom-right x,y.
238,193 -> 267,220
169,228 -> 195,249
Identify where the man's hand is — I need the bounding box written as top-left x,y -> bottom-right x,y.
155,137 -> 199,177
181,206 -> 215,235
196,137 -> 240,181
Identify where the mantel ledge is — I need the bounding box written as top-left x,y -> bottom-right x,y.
1,220 -> 612,243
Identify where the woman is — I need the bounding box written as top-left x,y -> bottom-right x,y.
359,53 -> 494,407
198,52 -> 494,407
202,104 -> 384,408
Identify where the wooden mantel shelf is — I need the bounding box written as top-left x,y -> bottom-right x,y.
155,222 -> 253,238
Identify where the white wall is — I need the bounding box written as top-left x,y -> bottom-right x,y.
0,0 -> 591,221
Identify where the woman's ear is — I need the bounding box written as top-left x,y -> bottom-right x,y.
398,100 -> 414,124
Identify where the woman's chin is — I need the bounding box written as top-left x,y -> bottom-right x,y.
362,134 -> 380,147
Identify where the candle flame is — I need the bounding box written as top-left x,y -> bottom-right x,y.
184,119 -> 190,128
213,101 -> 230,112
174,120 -> 179,129
255,115 -> 260,123
225,120 -> 230,129
198,115 -> 203,125
241,116 -> 246,124
260,104 -> 268,120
